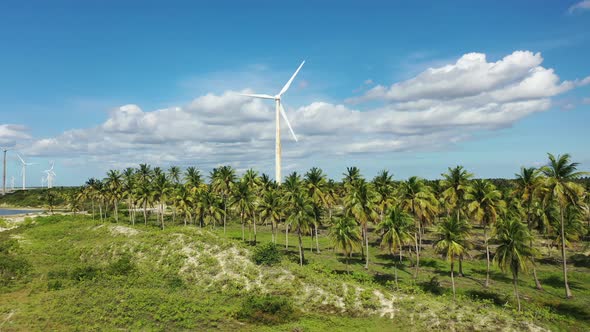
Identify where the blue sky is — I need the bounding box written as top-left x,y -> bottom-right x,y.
1,0 -> 590,186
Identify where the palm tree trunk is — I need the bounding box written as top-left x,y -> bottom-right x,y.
253,213 -> 257,245
451,259 -> 456,301
160,203 -> 165,230
513,271 -> 521,312
271,221 -> 275,243
285,223 -> 289,249
346,252 -> 349,274
364,224 -> 369,270
143,201 -> 147,225
92,200 -> 95,221
315,224 -> 320,253
393,250 -> 399,288
459,255 -> 464,277
223,197 -> 227,235
99,203 -> 103,223
414,231 -> 420,279
560,207 -> 573,298
241,212 -> 245,241
485,226 -> 490,288
530,237 -> 543,290
114,199 -> 118,222
298,226 -> 304,266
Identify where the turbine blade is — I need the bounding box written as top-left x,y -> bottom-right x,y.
239,93 -> 275,99
279,60 -> 305,96
17,154 -> 25,164
279,103 -> 298,142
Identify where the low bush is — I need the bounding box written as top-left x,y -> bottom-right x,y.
107,254 -> 136,276
237,294 -> 297,325
252,242 -> 282,266
71,265 -> 100,281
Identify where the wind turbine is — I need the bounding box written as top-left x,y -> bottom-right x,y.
17,154 -> 36,190
44,161 -> 56,189
1,146 -> 8,195
239,60 -> 304,184
10,176 -> 15,191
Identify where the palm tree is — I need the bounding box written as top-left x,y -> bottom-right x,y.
200,187 -> 224,228
152,173 -> 170,229
305,167 -> 328,253
343,178 -> 378,270
84,178 -> 100,220
211,166 -> 236,234
434,217 -> 471,300
398,176 -> 438,278
540,153 -> 587,298
135,177 -> 152,225
184,167 -> 203,190
258,188 -> 282,243
493,218 -> 534,312
242,169 -> 261,244
373,170 -> 395,224
168,166 -> 181,185
287,191 -> 314,266
465,179 -> 505,288
376,206 -> 415,286
514,167 -> 544,289
122,167 -> 137,225
282,172 -> 304,249
329,216 -> 362,273
232,180 -> 255,242
440,166 -> 473,276
105,170 -> 123,222
440,166 -> 473,220
342,166 -> 362,186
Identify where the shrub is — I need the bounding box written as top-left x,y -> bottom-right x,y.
0,255 -> 30,285
107,254 -> 135,276
252,242 -> 282,266
419,276 -> 445,295
71,266 -> 100,281
237,294 -> 297,324
47,279 -> 63,291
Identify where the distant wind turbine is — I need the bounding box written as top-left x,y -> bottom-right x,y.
17,154 -> 36,190
239,60 -> 304,184
44,161 -> 56,189
1,146 -> 7,195
10,176 -> 15,191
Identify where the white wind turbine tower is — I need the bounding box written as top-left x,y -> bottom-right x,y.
239,61 -> 304,184
17,154 -> 36,190
44,161 -> 56,189
10,176 -> 15,191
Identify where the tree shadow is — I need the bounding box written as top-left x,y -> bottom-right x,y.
570,254 -> 590,268
551,303 -> 590,322
538,257 -> 560,265
419,258 -> 440,269
465,290 -> 508,306
470,268 -> 512,283
541,275 -> 585,290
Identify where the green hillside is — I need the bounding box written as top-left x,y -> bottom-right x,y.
1,215 -> 587,331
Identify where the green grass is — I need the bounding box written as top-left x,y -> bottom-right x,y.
1,214 -> 588,331
0,187 -> 75,208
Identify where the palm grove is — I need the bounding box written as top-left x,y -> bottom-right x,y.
69,153 -> 589,312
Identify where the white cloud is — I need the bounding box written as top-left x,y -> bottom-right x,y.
568,1 -> 590,14
0,124 -> 30,146
21,50 -> 586,174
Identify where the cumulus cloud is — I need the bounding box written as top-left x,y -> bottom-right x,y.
568,0 -> 590,14
0,124 -> 30,146
22,50 -> 585,173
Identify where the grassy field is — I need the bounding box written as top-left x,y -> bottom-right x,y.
0,213 -> 588,331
